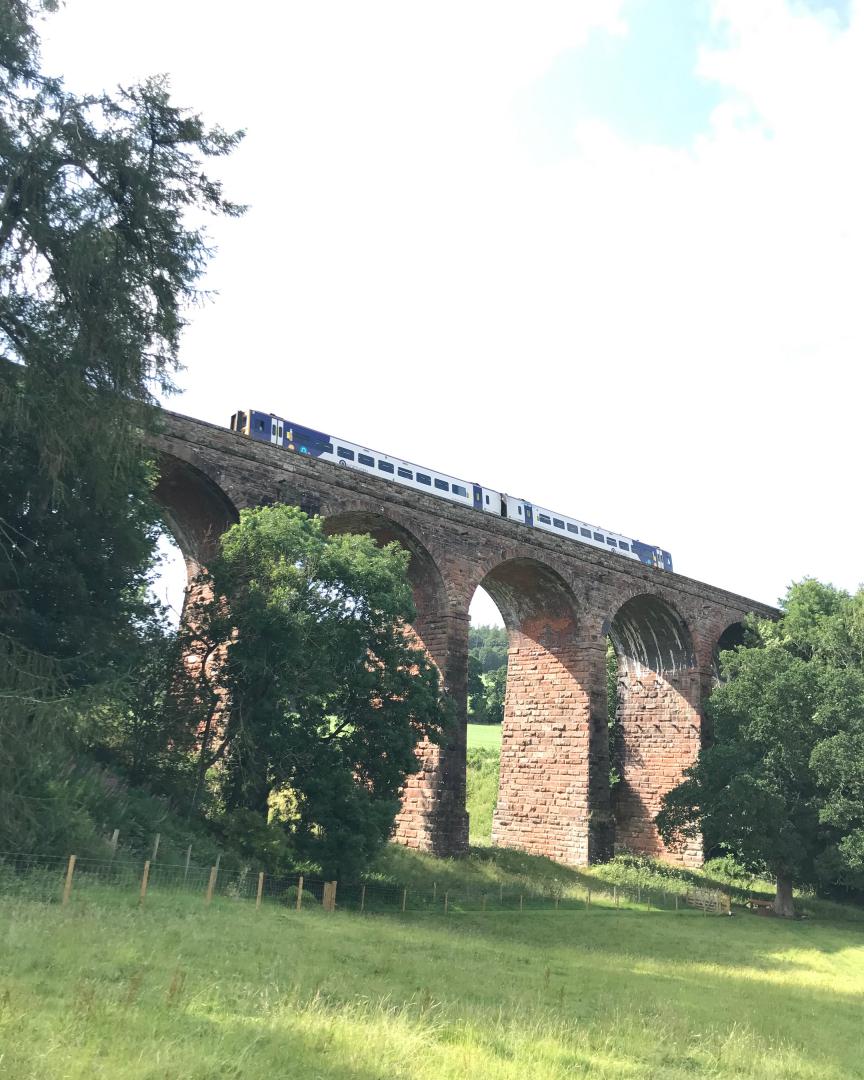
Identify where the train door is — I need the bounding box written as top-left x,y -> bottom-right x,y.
270,417 -> 281,445
524,503 -> 534,527
473,484 -> 483,511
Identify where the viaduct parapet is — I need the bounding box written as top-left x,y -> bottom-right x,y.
152,410 -> 775,867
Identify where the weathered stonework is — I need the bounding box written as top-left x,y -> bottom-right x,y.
151,410 -> 775,867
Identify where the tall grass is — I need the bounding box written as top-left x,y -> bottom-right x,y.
1,882 -> 862,1079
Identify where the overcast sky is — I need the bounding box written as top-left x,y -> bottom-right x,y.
40,0 -> 861,625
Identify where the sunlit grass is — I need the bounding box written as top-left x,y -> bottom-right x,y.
467,722 -> 502,751
2,863 -> 863,1079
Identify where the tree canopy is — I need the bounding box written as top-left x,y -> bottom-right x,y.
657,581 -> 864,915
180,505 -> 449,877
0,0 -> 242,850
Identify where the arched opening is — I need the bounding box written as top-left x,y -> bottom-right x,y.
321,510 -> 467,857
606,593 -> 701,866
465,587 -> 506,846
713,621 -> 747,682
148,528 -> 187,628
471,558 -> 593,866
152,453 -> 240,608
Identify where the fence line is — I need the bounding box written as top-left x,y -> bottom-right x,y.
0,850 -> 733,918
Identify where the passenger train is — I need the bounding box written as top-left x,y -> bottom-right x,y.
229,408 -> 674,572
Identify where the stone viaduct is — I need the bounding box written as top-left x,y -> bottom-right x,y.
152,409 -> 775,868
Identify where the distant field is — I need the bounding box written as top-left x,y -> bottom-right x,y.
467,722 -> 502,751
2,850 -> 863,1079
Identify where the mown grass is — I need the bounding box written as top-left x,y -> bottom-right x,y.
2,874 -> 863,1080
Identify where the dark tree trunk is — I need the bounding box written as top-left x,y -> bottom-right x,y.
774,873 -> 795,918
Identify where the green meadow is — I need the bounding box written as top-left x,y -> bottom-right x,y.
2,844 -> 864,1080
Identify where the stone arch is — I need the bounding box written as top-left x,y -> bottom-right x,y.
605,592 -> 702,866
471,557 -> 597,866
321,507 -> 468,857
152,453 -> 239,610
712,620 -> 747,682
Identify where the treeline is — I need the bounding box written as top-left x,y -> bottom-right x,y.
468,625 -> 507,724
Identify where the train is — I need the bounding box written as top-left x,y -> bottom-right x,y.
229,408 -> 673,572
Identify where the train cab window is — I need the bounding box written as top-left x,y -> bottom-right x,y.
580,527 -> 591,537
434,478 -> 448,491
619,542 -> 630,551
538,514 -> 551,524
567,523 -> 578,533
485,495 -> 490,504
517,506 -> 522,515
593,532 -> 604,542
257,420 -> 265,431
337,446 -> 354,460
417,473 -> 431,485
553,518 -> 564,529
606,537 -> 617,546
452,484 -> 467,497
358,453 -> 374,467
398,467 -> 413,480
378,460 -> 394,473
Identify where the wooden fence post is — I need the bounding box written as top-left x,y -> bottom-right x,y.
587,889 -> 591,908
151,833 -> 160,862
520,894 -> 524,912
432,881 -> 437,903
675,894 -> 679,913
139,860 -> 151,905
183,845 -> 192,885
62,855 -> 76,906
206,865 -> 217,905
401,887 -> 407,914
109,829 -> 119,858
614,886 -> 618,908
295,874 -> 304,911
444,891 -> 449,914
256,872 -> 264,910
360,883 -> 366,914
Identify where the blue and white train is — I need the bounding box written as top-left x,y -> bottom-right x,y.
229,408 -> 674,572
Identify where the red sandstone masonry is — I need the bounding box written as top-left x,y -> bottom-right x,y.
151,411 -> 775,866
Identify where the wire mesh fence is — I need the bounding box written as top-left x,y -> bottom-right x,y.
0,849 -> 733,917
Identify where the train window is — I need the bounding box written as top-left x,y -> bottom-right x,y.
517,506 -> 522,515
580,527 -> 591,537
417,473 -> 431,485
620,542 -> 630,551
337,446 -> 354,460
452,484 -> 467,497
593,532 -> 604,542
398,467 -> 413,479
378,460 -> 394,473
485,495 -> 489,504
256,419 -> 265,431
567,523 -> 578,533
358,453 -> 374,467
553,518 -> 564,529
272,423 -> 277,435
538,514 -> 551,524
606,537 -> 617,546
324,443 -> 334,454
434,478 -> 449,491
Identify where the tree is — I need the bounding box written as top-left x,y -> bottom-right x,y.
0,1 -> 242,849
181,505 -> 449,877
656,581 -> 864,916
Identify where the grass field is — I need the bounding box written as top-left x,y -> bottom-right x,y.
2,845 -> 863,1079
467,722 -> 503,751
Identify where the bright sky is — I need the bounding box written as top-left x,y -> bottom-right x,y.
40,0 -> 862,626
